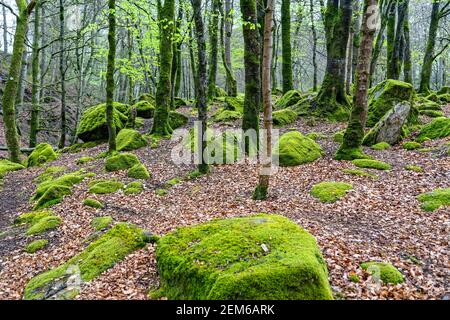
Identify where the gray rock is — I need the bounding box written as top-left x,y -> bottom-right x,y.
363,102 -> 411,146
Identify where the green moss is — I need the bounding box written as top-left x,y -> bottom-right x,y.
334,148 -> 371,161
213,109 -> 242,123
0,159 -> 25,178
402,141 -> 421,150
417,188 -> 450,212
437,86 -> 450,95
311,181 -> 353,203
418,147 -> 433,153
61,141 -> 103,154
124,181 -> 144,195
169,111 -> 189,130
274,131 -> 323,167
91,216 -> 113,231
88,180 -> 124,194
416,117 -> 450,142
405,165 -> 423,173
33,185 -> 72,209
367,80 -> 415,127
131,100 -> 154,119
23,223 -> 149,300
27,216 -> 61,236
352,159 -> 391,171
272,109 -> 298,126
83,198 -> 104,209
274,90 -> 303,110
342,169 -> 377,179
174,97 -> 189,109
127,163 -> 150,179
225,96 -> 244,113
15,210 -> 52,225
305,132 -> 327,140
116,129 -> 147,152
419,110 -> 444,118
361,262 -> 404,285
105,152 -> 140,172
156,189 -> 168,196
76,157 -> 94,165
333,130 -> 345,143
371,142 -> 390,150
138,93 -> 155,103
187,170 -> 204,180
348,273 -> 360,283
25,143 -> 57,167
77,103 -> 129,142
165,177 -> 182,187
25,239 -> 49,253
155,214 -> 333,300
437,93 -> 450,104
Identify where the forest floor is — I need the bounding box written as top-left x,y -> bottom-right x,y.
0,104 -> 449,300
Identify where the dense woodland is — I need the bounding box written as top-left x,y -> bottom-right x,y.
0,0 -> 449,301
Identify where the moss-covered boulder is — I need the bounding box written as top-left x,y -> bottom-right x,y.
116,129 -> 148,151
274,131 -> 323,167
138,93 -> 155,103
124,181 -> 144,195
27,215 -> 62,236
361,262 -> 404,285
91,216 -> 113,231
23,223 -> 149,300
131,100 -> 154,119
174,97 -> 189,109
311,182 -> 353,203
370,142 -> 390,150
88,180 -> 124,194
77,103 -> 129,142
127,163 -> 150,179
83,198 -> 104,209
225,96 -> 244,113
417,188 -> 450,212
213,109 -> 242,123
437,86 -> 450,95
402,141 -> 421,150
419,110 -> 444,118
169,111 -> 189,130
352,159 -> 391,171
273,109 -> 298,126
154,214 -> 333,300
25,239 -> 49,253
274,90 -> 304,110
105,153 -> 140,172
367,80 -> 415,127
363,102 -> 413,146
0,159 -> 25,178
25,143 -> 57,167
416,117 -> 450,142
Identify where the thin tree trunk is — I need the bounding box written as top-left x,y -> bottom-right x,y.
336,0 -> 378,160
207,0 -> 220,100
2,5 -> 7,54
253,0 -> 274,200
58,0 -> 66,148
2,0 -> 36,162
309,0 -> 318,92
190,0 -> 209,174
281,0 -> 293,93
106,0 -> 117,152
402,0 -> 412,83
220,0 -> 237,97
29,0 -> 41,147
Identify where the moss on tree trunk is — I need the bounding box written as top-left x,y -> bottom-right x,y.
281,0 -> 293,93
106,0 -> 117,152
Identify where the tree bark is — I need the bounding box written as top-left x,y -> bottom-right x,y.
336,0 -> 378,160
309,0 -> 318,92
207,0 -> 220,100
221,0 -> 237,97
106,0 -> 117,152
29,0 -> 41,147
1,0 -> 36,162
402,0 -> 412,83
151,0 -> 175,136
281,0 -> 293,93
253,0 -> 274,201
58,0 -> 66,148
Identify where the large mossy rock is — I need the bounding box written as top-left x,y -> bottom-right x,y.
77,103 -> 129,142
26,143 -> 57,167
169,111 -> 189,130
363,102 -> 411,146
367,80 -> 415,127
105,153 -> 140,172
131,101 -> 154,119
116,129 -> 148,151
155,214 -> 333,300
416,117 -> 450,142
23,223 -> 149,300
225,96 -> 244,113
437,86 -> 450,95
273,109 -> 298,126
274,131 -> 323,167
274,90 -> 304,110
0,159 -> 25,178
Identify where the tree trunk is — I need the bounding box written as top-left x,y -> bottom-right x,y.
385,0 -> 396,79
315,0 -> 353,119
151,0 -> 175,136
336,0 -> 378,160
1,0 -> 36,162
58,0 -> 66,148
190,0 -> 209,174
402,0 -> 412,83
309,0 -> 318,92
253,0 -> 274,201
419,1 -> 440,93
106,0 -> 117,152
171,5 -> 183,107
2,5 -> 7,54
370,0 -> 389,86
240,0 -> 261,142
207,0 -> 220,100
221,0 -> 237,97
281,0 -> 293,93
29,0 -> 41,147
